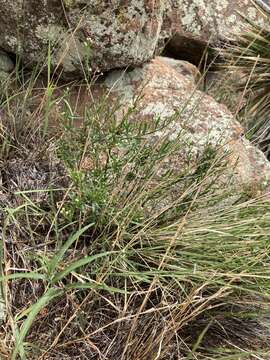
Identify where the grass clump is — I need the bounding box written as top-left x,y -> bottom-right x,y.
0,67 -> 270,360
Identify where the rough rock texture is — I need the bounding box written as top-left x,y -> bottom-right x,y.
156,57 -> 201,81
0,0 -> 267,78
98,56 -> 270,190
178,0 -> 266,42
166,0 -> 268,64
0,0 -> 175,78
0,1 -> 265,76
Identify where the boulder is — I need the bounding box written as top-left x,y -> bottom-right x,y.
0,1 -> 175,78
166,0 -> 268,63
179,0 -> 266,42
0,1 -> 265,77
89,56 -> 270,192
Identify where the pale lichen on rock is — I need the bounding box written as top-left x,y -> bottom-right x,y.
0,0 -> 173,78
177,0 -> 267,41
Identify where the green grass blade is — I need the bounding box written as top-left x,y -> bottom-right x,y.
51,251 -> 114,283
0,272 -> 47,282
12,288 -> 62,360
47,223 -> 94,276
65,281 -> 127,294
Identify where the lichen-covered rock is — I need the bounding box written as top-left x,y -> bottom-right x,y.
100,56 -> 270,191
166,0 -> 268,63
179,0 -> 266,42
0,0 -> 174,78
156,56 -> 201,81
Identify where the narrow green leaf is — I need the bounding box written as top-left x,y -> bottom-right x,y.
12,288 -> 62,360
47,223 -> 94,276
0,272 -> 46,283
51,251 -> 114,283
65,281 -> 127,294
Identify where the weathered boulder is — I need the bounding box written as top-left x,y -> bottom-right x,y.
180,0 -> 266,42
90,56 -> 270,191
0,1 -> 265,77
0,1 -> 175,78
166,0 -> 268,63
